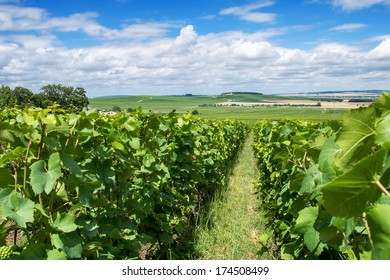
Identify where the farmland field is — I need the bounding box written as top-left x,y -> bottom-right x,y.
88,93 -> 301,111
89,93 -> 349,122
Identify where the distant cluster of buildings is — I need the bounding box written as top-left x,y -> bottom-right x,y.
98,109 -> 117,115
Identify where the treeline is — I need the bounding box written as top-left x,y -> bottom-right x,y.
348,98 -> 374,102
0,84 -> 89,112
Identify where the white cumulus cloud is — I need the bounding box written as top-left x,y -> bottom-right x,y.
2,24 -> 390,95
0,4 -> 174,41
231,41 -> 280,60
367,39 -> 390,59
171,25 -> 198,52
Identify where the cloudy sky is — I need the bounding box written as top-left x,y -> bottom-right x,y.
1,0 -> 390,96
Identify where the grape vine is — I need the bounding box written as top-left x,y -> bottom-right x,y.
0,107 -> 249,259
253,93 -> 390,260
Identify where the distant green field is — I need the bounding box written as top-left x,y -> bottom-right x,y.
196,106 -> 346,123
89,94 -> 346,122
89,93 -> 300,111
89,95 -> 219,112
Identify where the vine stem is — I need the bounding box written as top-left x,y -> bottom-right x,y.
49,182 -> 58,215
23,139 -> 33,196
13,230 -> 18,246
63,120 -> 77,153
375,180 -> 390,198
301,150 -> 308,171
363,212 -> 373,249
37,123 -> 46,160
38,194 -> 43,209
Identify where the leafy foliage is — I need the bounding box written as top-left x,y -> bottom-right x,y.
0,84 -> 89,112
0,106 -> 249,259
366,204 -> 390,259
253,93 -> 390,260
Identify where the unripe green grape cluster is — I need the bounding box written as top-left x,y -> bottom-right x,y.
0,246 -> 14,260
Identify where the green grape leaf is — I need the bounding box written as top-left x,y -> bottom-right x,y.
19,244 -> 48,260
43,135 -> 61,150
41,114 -> 57,125
0,191 -> 34,228
129,137 -> 140,150
300,164 -> 327,194
366,204 -> 390,260
50,212 -> 78,233
51,232 -> 82,259
331,216 -> 357,239
295,207 -> 323,254
318,135 -> 340,179
46,249 -> 67,260
0,168 -> 14,189
98,164 -> 115,185
335,106 -> 376,169
0,147 -> 26,165
24,115 -> 39,127
78,185 -> 93,208
281,242 -> 297,260
0,188 -> 12,207
322,149 -> 386,217
30,152 -> 62,195
375,114 -> 390,149
372,92 -> 390,112
319,226 -> 343,248
143,153 -> 155,168
295,207 -> 319,233
60,153 -> 81,176
112,141 -> 125,152
0,127 -> 15,142
378,193 -> 390,205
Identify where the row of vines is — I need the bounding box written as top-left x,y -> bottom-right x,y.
0,107 -> 249,259
253,93 -> 390,259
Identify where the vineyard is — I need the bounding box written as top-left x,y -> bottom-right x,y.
0,93 -> 389,260
253,93 -> 390,259
0,107 -> 249,259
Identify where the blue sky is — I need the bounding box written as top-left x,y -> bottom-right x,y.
1,0 -> 390,96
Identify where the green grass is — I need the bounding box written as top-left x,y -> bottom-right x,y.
89,95 -> 224,112
195,106 -> 346,123
194,135 -> 269,260
89,94 -> 346,122
89,93 -> 305,111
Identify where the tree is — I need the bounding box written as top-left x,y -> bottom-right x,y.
0,85 -> 16,108
40,84 -> 89,112
0,84 -> 89,112
31,93 -> 51,108
40,84 -> 63,105
13,86 -> 33,107
68,87 -> 89,112
112,105 -> 121,112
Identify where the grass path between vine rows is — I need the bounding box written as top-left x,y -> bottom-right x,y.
194,134 -> 270,259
